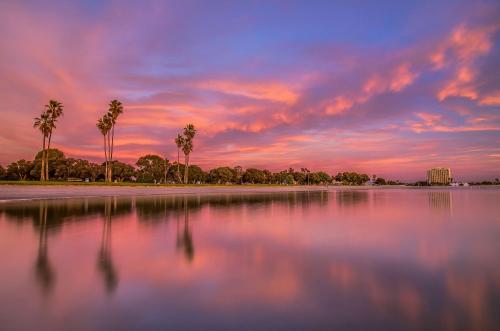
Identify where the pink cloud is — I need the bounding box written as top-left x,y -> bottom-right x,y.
0,2 -> 499,182
408,112 -> 500,134
479,92 -> 500,106
197,80 -> 300,105
434,24 -> 499,102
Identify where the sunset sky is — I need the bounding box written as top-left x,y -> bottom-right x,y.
1,0 -> 499,181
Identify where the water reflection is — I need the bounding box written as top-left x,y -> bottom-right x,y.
428,191 -> 453,216
0,190 -> 499,331
97,198 -> 118,294
34,201 -> 55,296
176,196 -> 194,262
0,197 -> 132,227
335,190 -> 369,207
134,192 -> 329,223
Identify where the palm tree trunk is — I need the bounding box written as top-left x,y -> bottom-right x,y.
110,125 -> 115,160
107,129 -> 112,182
177,148 -> 180,183
46,132 -> 52,181
103,134 -> 108,182
41,135 -> 46,181
164,159 -> 167,184
183,153 -> 189,184
109,125 -> 115,182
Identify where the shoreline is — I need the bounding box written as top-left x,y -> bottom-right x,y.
0,185 -> 329,202
0,184 -> 496,203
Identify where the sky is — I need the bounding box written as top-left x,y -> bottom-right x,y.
0,0 -> 499,181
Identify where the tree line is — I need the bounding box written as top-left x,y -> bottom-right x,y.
29,99 -> 201,184
0,150 -> 384,185
0,99 -> 399,185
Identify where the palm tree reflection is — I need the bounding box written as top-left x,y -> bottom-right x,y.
176,196 -> 194,262
97,198 -> 118,294
35,201 -> 55,296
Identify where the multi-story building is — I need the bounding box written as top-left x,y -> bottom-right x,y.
427,168 -> 452,185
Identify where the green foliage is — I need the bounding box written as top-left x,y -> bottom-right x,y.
0,165 -> 5,180
292,171 -> 306,184
45,100 -> 64,119
334,172 -> 370,185
180,124 -> 197,184
88,163 -> 103,182
285,174 -> 295,185
208,167 -> 235,184
108,100 -> 123,123
310,171 -> 331,184
272,170 -> 289,184
242,168 -> 267,184
136,155 -> 168,183
7,160 -> 33,180
32,149 -> 65,180
112,161 -> 135,182
54,158 -> 89,180
187,165 -> 206,183
34,148 -> 65,161
233,166 -> 243,184
375,177 -> 386,185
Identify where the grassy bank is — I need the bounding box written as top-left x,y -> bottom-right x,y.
0,180 -> 288,187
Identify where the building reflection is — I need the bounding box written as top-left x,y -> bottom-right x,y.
428,191 -> 453,216
96,197 -> 118,294
34,200 -> 55,297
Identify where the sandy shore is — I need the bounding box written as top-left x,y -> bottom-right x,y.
0,184 -> 485,202
0,184 -> 335,202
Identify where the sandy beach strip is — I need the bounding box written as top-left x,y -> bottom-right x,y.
0,184 -> 335,202
0,184 -> 480,202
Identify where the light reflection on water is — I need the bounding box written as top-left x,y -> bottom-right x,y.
0,189 -> 499,331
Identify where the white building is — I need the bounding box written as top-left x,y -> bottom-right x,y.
427,168 -> 452,185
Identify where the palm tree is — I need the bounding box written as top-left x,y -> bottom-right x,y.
174,134 -> 185,183
182,139 -> 193,184
44,100 -> 64,180
182,124 -> 197,184
97,115 -> 112,182
107,100 -> 124,182
33,112 -> 53,181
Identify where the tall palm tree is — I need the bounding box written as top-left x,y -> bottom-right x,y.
182,139 -> 193,184
97,115 -> 112,182
174,134 -> 185,183
182,124 -> 197,184
44,100 -> 64,180
107,100 -> 124,182
33,112 -> 53,181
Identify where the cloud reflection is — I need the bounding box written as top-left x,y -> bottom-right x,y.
0,190 -> 499,330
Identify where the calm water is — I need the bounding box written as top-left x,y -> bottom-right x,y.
0,189 -> 499,331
